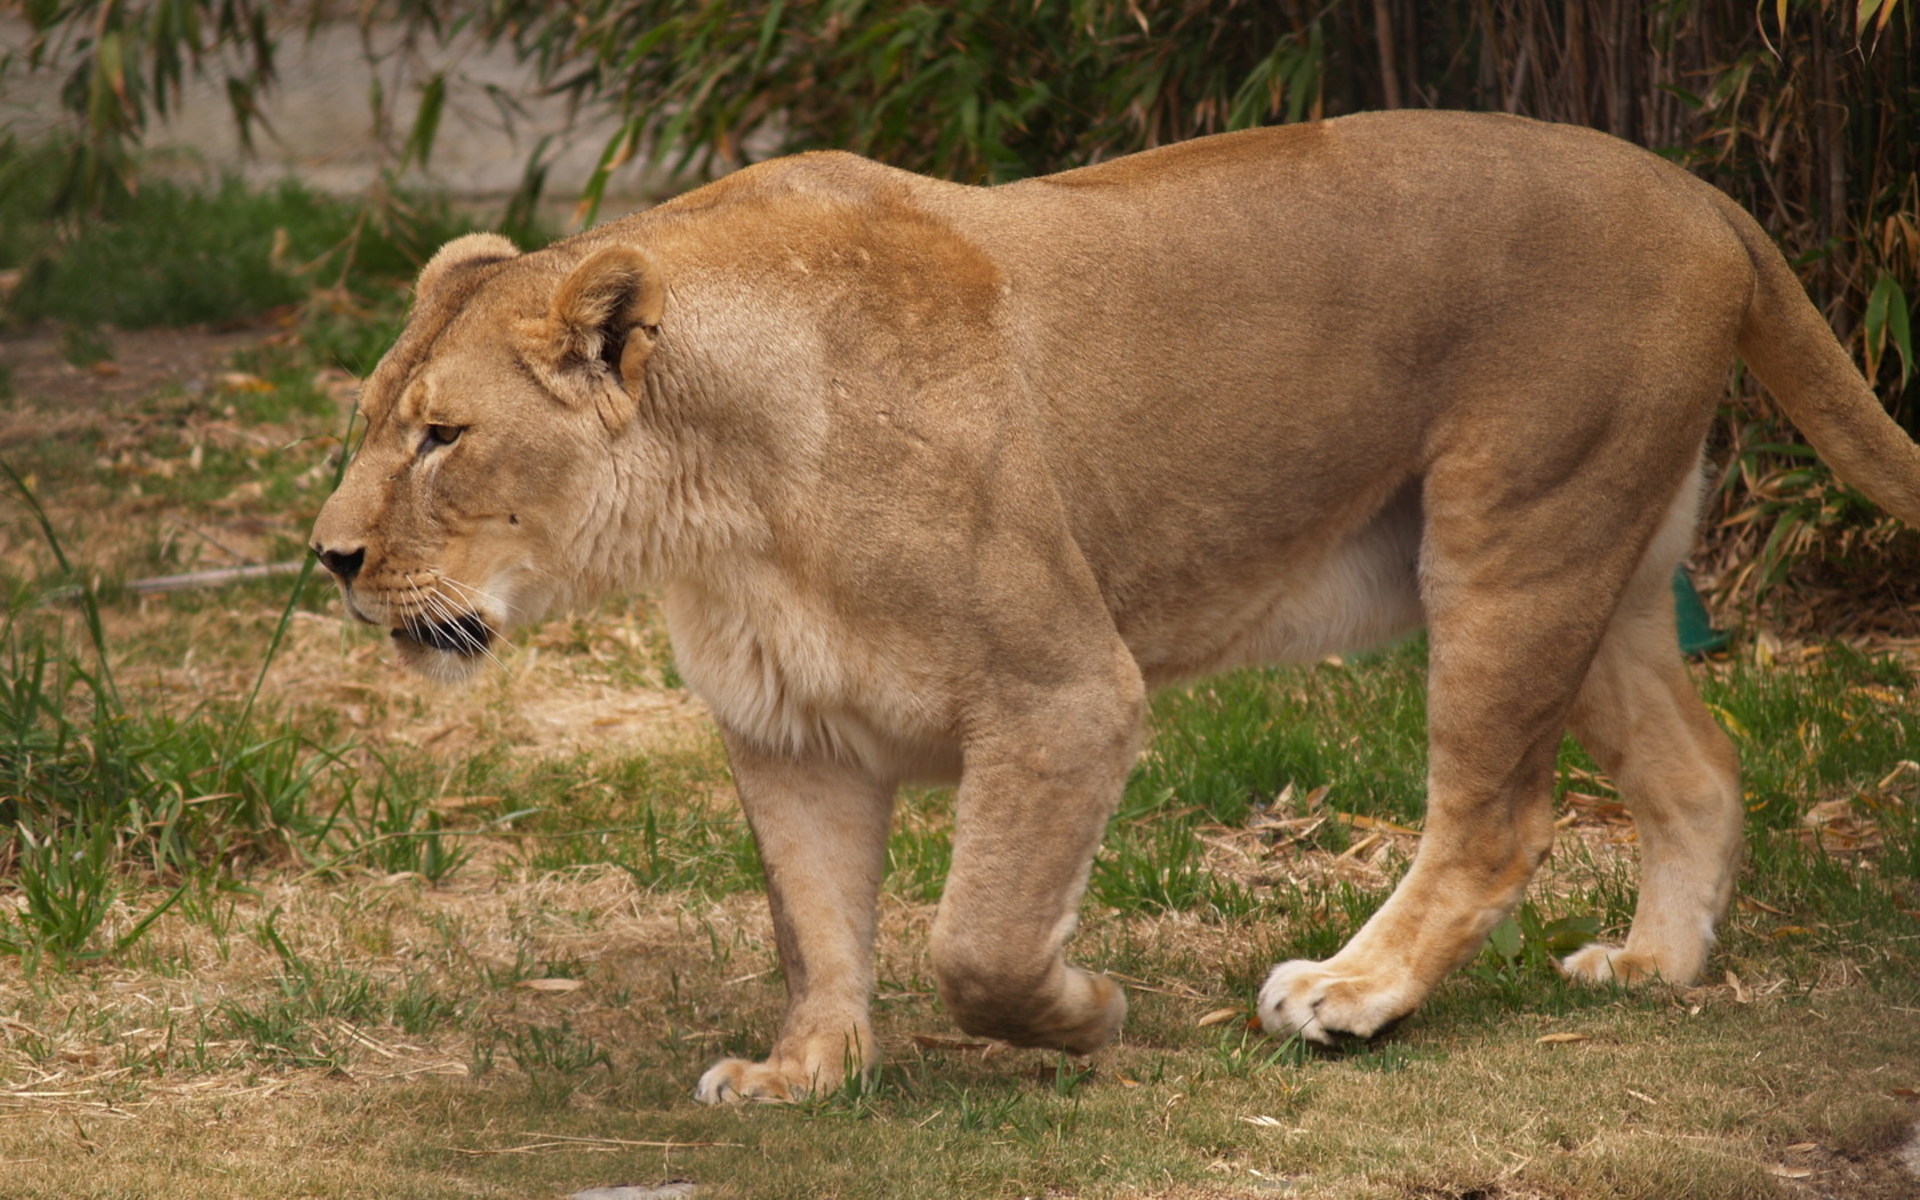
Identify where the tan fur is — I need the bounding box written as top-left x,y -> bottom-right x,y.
311,110 -> 1920,1101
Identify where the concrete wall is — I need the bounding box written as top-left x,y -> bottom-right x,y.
0,16 -> 686,217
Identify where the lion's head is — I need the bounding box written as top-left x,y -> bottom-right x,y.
309,231 -> 668,682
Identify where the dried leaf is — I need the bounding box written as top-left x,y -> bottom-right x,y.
908,1034 -> 991,1052
1876,760 -> 1920,792
1197,1007 -> 1244,1028
1333,812 -> 1420,836
1802,798 -> 1858,827
1535,1032 -> 1588,1045
516,978 -> 585,992
1337,832 -> 1383,860
216,371 -> 276,394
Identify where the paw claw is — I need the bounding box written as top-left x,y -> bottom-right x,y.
1257,958 -> 1413,1044
1557,943 -> 1666,985
694,1057 -> 806,1105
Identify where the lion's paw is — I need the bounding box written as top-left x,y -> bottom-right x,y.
1256,959 -> 1414,1045
694,1057 -> 822,1105
1557,943 -> 1664,986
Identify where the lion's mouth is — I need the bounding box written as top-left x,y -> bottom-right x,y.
393,612 -> 494,658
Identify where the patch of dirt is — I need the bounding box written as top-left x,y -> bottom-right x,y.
0,322 -> 277,417
1779,1121 -> 1920,1200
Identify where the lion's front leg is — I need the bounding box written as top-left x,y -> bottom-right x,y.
694,733 -> 895,1104
930,647 -> 1145,1055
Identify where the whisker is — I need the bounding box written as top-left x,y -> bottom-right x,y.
431,575 -> 518,659
416,577 -> 510,669
434,576 -> 522,646
396,574 -> 501,668
435,572 -> 517,619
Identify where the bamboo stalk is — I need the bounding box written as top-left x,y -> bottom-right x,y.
1372,0 -> 1402,108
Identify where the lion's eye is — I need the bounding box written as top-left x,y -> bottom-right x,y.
422,423 -> 464,450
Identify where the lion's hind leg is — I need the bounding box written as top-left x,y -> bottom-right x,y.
1257,397 -> 1718,1044
1560,513 -> 1742,987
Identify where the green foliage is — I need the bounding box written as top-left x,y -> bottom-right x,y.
5,3 -> 1912,600
0,138 -> 489,330
492,0 -> 1328,195
1086,638 -> 1917,992
54,321 -> 112,365
323,763 -> 474,885
1206,1027 -> 1313,1080
476,1020 -> 614,1105
0,818 -> 183,968
3,2 -> 1910,436
1124,646 -> 1429,828
1864,272 -> 1915,389
1090,820 -> 1259,920
0,0 -> 275,210
886,789 -> 953,904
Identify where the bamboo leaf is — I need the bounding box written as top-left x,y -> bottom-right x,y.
1855,0 -> 1892,37
751,0 -> 787,72
1864,274 -> 1915,388
403,72 -> 447,170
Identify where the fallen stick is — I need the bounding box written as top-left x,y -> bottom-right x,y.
37,561 -> 309,605
123,561 -> 307,593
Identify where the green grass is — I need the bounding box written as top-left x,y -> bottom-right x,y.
1093,640 -> 1920,980
0,137 -> 497,332
0,471 -> 452,966
465,747 -> 755,893
2,564 -> 1914,1200
1123,643 -> 1431,827
28,987 -> 1879,1200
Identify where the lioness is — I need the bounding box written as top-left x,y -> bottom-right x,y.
311,110 -> 1920,1103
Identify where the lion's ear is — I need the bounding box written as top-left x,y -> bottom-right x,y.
416,232 -> 521,306
515,245 -> 665,431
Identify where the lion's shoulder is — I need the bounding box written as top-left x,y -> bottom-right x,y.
652,149 -> 942,224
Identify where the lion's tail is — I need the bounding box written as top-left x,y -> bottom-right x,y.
1719,193 -> 1920,526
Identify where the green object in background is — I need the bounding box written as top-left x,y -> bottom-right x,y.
1674,569 -> 1729,656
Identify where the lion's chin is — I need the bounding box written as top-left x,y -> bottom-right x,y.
390,618 -> 495,685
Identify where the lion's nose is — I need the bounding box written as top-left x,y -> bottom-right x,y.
312,543 -> 366,583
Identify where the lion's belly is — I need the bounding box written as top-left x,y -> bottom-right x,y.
1120,483 -> 1425,688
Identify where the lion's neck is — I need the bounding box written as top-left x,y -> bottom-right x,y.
580,429 -> 771,598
